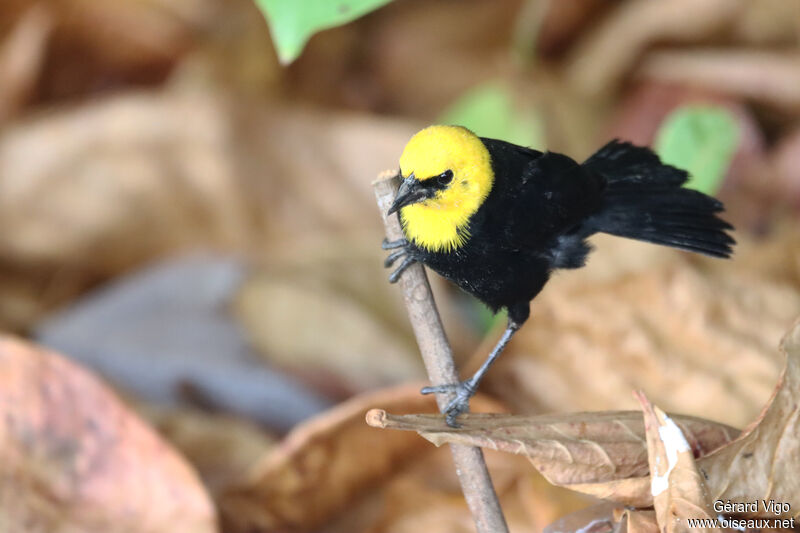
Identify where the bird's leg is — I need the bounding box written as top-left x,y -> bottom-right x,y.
382,238 -> 418,283
422,319 -> 521,427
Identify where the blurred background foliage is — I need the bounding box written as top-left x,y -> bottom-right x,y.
0,0 -> 799,532
256,0 -> 394,64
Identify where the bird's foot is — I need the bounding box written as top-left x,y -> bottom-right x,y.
382,238 -> 416,283
421,379 -> 477,428
382,238 -> 407,250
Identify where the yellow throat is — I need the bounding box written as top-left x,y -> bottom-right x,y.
398,125 -> 494,252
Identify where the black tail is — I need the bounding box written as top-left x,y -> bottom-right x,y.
583,140 -> 735,258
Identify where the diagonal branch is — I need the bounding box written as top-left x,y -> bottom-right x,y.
372,171 -> 510,533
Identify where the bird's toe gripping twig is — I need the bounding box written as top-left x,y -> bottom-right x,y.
382,237 -> 407,250
382,238 -> 417,283
421,379 -> 477,427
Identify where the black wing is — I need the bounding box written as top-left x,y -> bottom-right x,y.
480,140 -> 605,254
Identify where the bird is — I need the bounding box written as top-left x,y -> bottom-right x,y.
383,125 -> 734,427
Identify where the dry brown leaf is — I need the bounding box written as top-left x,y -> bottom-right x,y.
636,50 -> 800,112
367,410 -> 736,507
141,405 -> 276,496
53,0 -> 205,67
0,5 -> 52,123
233,252 -> 424,397
233,241 -> 479,398
698,317 -> 800,518
536,0 -> 610,57
222,385 -> 587,532
723,223 -> 800,288
361,445 -> 590,533
316,1 -> 518,117
731,0 -> 800,45
0,335 -> 216,533
219,384 -> 503,533
0,88 -> 251,331
0,86 -> 419,331
636,392 -> 714,533
565,0 -> 744,95
12,0 -> 209,98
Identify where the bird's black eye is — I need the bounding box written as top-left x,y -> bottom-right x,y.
437,169 -> 454,186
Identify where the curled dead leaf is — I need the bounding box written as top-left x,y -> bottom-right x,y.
220,385 -> 589,533
367,410 -> 736,507
636,392 -> 714,533
219,384 -> 472,532
362,443 -> 590,533
0,335 -> 216,533
698,317 -> 800,518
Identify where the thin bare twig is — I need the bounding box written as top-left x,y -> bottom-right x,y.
372,171 -> 510,533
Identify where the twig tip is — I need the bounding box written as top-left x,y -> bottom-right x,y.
365,408 -> 388,428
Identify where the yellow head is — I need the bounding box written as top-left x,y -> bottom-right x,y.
389,125 -> 494,252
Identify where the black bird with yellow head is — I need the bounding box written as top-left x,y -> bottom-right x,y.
384,125 -> 734,427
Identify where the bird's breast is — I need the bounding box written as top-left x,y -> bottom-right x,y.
399,204 -> 473,253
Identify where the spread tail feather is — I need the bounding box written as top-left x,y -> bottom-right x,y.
584,140 -> 735,258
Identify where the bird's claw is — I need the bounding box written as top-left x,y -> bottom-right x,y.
382,238 -> 407,250
382,238 -> 416,283
384,249 -> 405,267
421,379 -> 477,428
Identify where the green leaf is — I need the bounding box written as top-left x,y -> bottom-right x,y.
654,105 -> 739,195
439,81 -> 544,150
255,0 -> 393,64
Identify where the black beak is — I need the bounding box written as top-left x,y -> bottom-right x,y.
388,175 -> 429,215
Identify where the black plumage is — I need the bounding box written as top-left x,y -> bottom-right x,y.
386,135 -> 734,426
402,138 -> 733,326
